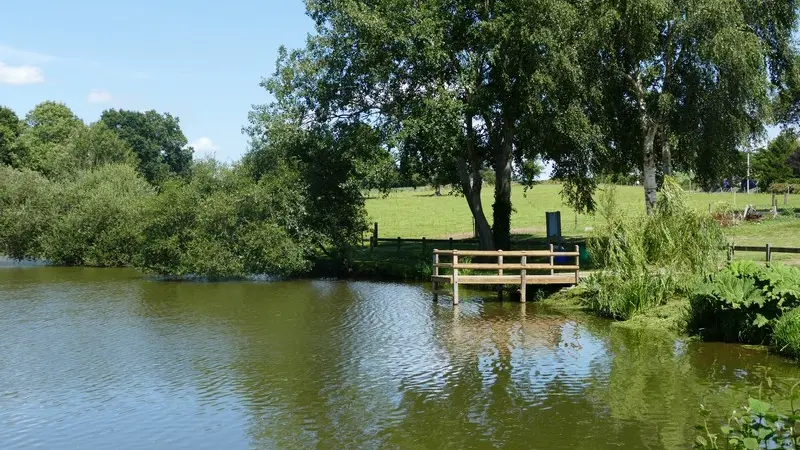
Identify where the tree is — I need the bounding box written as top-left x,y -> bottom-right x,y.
0,105 -> 22,166
585,0 -> 798,213
269,0 -> 601,250
752,129 -> 799,188
17,101 -> 85,177
100,109 -> 193,184
67,122 -> 138,171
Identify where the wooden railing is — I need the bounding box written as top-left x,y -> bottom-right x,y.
431,245 -> 581,304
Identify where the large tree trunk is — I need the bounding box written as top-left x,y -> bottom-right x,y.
492,123 -> 514,250
643,123 -> 659,214
457,113 -> 494,250
457,156 -> 494,249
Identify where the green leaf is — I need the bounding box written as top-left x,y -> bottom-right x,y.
720,425 -> 732,435
696,436 -> 708,447
753,313 -> 769,328
748,398 -> 771,415
742,437 -> 759,449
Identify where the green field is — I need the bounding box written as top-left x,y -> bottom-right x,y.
365,183 -> 800,250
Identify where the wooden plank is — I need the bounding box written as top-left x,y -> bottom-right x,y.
771,247 -> 800,254
452,263 -> 580,270
431,275 -> 452,283
457,275 -> 524,284
433,250 -> 580,257
525,275 -> 578,285
440,274 -> 579,285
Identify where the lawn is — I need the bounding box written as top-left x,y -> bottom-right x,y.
365,183 -> 800,248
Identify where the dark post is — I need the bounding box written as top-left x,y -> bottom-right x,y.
422,237 -> 427,254
397,236 -> 401,252
373,222 -> 379,245
449,237 -> 454,250
766,244 -> 772,263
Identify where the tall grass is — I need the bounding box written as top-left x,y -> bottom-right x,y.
584,179 -> 725,319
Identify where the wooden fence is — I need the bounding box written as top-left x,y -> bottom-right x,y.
431,246 -> 581,305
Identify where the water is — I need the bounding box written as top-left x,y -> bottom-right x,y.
1,265 -> 799,449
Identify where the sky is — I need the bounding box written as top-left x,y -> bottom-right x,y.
0,0 -> 314,162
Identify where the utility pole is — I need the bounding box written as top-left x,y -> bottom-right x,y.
747,150 -> 751,194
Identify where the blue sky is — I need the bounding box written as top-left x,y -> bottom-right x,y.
0,0 -> 314,162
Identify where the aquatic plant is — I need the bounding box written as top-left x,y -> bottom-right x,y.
583,179 -> 725,319
688,262 -> 800,344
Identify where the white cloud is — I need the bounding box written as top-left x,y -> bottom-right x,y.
190,137 -> 219,157
87,89 -> 112,103
0,61 -> 44,85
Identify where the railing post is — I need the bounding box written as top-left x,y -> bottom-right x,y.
520,253 -> 527,303
374,222 -> 378,243
497,249 -> 504,302
449,237 -> 454,250
549,243 -> 555,276
767,244 -> 772,263
727,244 -> 733,262
397,236 -> 401,252
574,244 -> 580,284
452,251 -> 460,305
432,250 -> 439,302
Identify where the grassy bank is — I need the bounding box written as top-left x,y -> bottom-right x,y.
366,183 -> 800,247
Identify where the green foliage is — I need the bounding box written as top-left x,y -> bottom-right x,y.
99,109 -> 193,184
134,160 -> 308,279
773,307 -> 800,357
695,374 -> 800,450
689,262 -> 800,343
41,165 -> 152,266
584,179 -> 725,319
16,101 -> 86,178
66,122 -> 138,171
752,129 -> 800,189
0,105 -> 23,166
0,166 -> 59,259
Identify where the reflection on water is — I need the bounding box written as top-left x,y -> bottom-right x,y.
1,267 -> 798,449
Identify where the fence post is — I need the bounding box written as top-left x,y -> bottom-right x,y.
373,222 -> 378,246
452,251 -> 459,305
727,244 -> 733,262
497,250 -> 504,302
520,253 -> 527,303
422,237 -> 427,254
432,251 -> 439,302
549,243 -> 555,276
772,193 -> 777,209
574,244 -> 581,284
449,237 -> 454,250
766,244 -> 772,263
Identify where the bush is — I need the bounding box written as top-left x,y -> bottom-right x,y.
583,179 -> 725,319
134,160 -> 309,278
0,166 -> 58,259
773,307 -> 800,357
41,165 -> 152,266
688,262 -> 800,344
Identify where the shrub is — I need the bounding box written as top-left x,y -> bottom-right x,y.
773,307 -> 800,357
134,160 -> 309,278
688,262 -> 800,344
583,179 -> 725,319
41,165 -> 152,266
0,166 -> 58,260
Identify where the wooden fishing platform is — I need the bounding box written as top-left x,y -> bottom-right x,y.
431,246 -> 581,304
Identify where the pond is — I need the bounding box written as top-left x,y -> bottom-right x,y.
1,264 -> 798,449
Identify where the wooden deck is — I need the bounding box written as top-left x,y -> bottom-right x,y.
431,246 -> 581,304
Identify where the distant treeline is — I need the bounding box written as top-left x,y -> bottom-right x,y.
0,102 -> 386,278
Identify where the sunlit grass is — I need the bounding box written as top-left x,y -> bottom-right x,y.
365,183 -> 800,247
